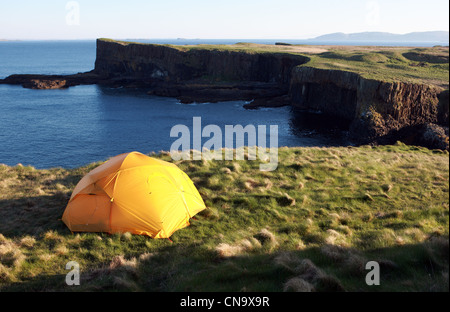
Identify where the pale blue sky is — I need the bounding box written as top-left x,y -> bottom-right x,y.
0,0 -> 448,40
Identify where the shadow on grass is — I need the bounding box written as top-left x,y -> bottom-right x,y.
2,236 -> 448,292
0,193 -> 69,237
0,164 -> 89,238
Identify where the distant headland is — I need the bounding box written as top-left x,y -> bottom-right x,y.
309,31 -> 449,44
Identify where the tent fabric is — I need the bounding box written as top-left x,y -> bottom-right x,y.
62,152 -> 206,238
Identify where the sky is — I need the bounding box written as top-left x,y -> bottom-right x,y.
0,0 -> 449,40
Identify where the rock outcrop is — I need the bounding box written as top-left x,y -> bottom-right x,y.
0,72 -> 101,89
290,66 -> 448,149
93,39 -> 309,103
94,39 -> 308,84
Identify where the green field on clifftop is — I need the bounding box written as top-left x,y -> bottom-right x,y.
101,39 -> 449,89
0,144 -> 448,292
305,47 -> 449,88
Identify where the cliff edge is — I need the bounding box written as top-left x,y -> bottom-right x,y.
0,39 -> 448,149
93,39 -> 309,103
290,66 -> 448,148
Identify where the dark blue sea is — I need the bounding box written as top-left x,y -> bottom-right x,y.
0,39 -> 439,169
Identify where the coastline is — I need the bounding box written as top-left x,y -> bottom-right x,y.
1,39 -> 448,151
0,38 -> 448,292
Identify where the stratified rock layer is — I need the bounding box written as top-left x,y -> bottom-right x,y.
290,66 -> 448,148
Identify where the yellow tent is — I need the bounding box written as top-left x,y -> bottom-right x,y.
62,152 -> 206,238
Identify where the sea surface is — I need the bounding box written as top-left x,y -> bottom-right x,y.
0,39 -> 440,169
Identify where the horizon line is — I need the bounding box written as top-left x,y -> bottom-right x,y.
1,30 -> 448,42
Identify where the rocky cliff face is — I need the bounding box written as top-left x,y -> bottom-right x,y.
290,66 -> 448,147
95,40 -> 308,84
289,67 -> 360,121
94,39 -> 309,102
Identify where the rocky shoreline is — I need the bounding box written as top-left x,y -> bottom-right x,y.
1,39 -> 448,150
1,72 -> 295,103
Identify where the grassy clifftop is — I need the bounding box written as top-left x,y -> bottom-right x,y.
99,39 -> 449,88
305,46 -> 449,88
0,144 -> 448,291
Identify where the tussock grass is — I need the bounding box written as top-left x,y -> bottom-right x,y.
283,277 -> 315,292
0,144 -> 448,291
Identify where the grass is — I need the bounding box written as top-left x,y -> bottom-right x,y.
0,143 -> 448,292
99,39 -> 449,88
305,47 -> 449,88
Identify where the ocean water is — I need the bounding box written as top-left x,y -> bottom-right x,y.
0,83 -> 351,168
0,41 -> 96,79
0,40 -> 359,168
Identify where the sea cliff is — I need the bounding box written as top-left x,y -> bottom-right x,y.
1,39 -> 448,149
94,39 -> 308,84
290,66 -> 448,148
93,39 -> 309,103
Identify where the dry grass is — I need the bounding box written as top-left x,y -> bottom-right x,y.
19,236 -> 36,249
283,277 -> 315,292
275,253 -> 346,292
215,236 -> 264,258
216,243 -> 246,258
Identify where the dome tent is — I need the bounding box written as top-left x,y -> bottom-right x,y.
62,152 -> 206,238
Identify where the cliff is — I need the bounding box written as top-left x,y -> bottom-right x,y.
93,39 -> 309,103
94,39 -> 308,84
0,40 -> 308,103
0,39 -> 448,149
290,66 -> 448,148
